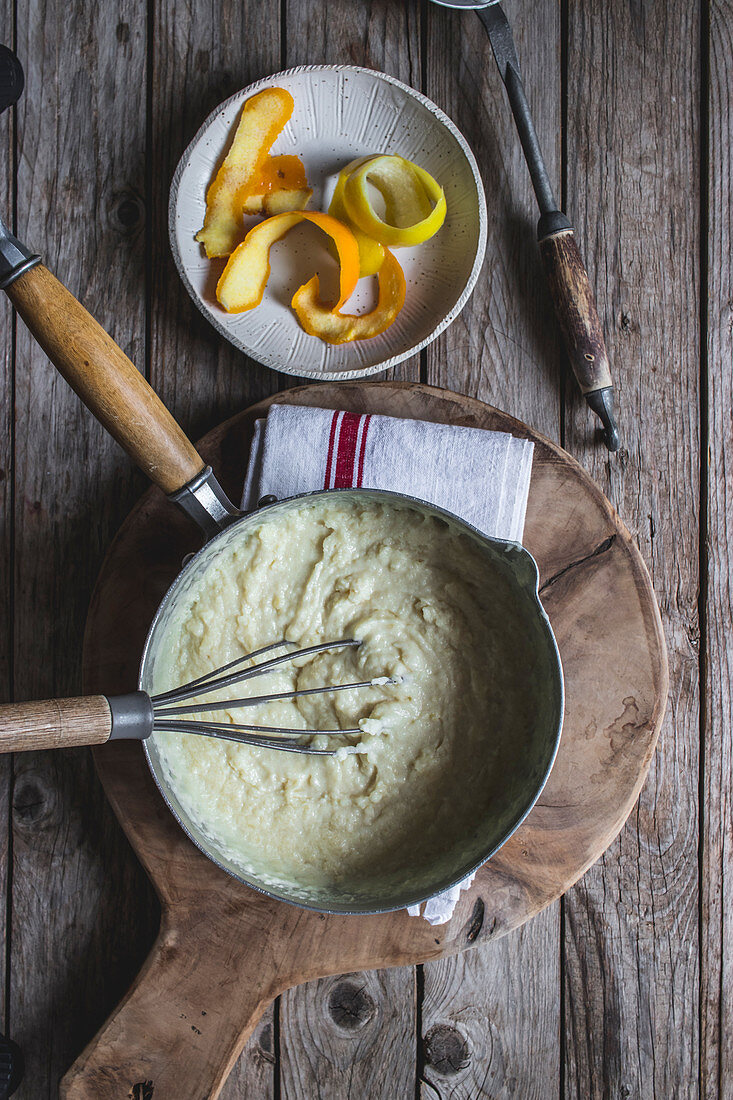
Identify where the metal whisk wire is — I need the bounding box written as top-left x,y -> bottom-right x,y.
151,639 -> 392,755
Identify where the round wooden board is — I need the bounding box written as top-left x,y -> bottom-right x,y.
63,382 -> 668,1100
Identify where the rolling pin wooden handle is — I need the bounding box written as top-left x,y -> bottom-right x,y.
6,264 -> 205,495
61,916 -> 280,1100
0,697 -> 112,752
538,228 -> 613,395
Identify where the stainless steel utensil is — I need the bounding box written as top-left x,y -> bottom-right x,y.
0,47 -> 41,292
0,639 -> 400,756
429,0 -> 620,451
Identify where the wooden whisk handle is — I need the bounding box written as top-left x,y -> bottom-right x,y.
0,697 -> 112,752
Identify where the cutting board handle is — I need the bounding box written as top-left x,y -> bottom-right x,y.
6,264 -> 205,495
60,913 -> 281,1100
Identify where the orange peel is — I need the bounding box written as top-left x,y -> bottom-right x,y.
242,155 -> 312,216
196,88 -> 295,258
292,248 -> 406,344
216,210 -> 360,314
328,157 -> 385,277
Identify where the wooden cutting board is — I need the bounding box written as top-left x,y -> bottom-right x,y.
62,382 -> 668,1100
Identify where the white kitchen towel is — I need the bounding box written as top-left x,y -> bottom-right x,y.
242,403 -> 535,925
243,405 -> 533,540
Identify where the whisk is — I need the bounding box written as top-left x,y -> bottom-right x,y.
0,639 -> 397,756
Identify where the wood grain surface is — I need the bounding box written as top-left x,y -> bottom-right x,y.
10,2 -> 160,1096
0,0 -> 13,1046
146,2 -> 283,1093
280,1 -> 420,1086
562,1 -> 702,1096
424,1 -> 564,1093
0,0 -> 725,1098
703,0 -> 732,1094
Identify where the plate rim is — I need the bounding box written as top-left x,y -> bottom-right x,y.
168,63 -> 489,380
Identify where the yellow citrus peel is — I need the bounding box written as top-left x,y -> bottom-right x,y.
196,88 -> 298,258
216,210 -> 360,314
292,248 -> 406,344
328,158 -> 385,277
342,154 -> 446,249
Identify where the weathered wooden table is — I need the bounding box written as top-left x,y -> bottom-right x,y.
0,0 -> 726,1096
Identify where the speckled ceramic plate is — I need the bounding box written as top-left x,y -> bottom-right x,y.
169,65 -> 487,379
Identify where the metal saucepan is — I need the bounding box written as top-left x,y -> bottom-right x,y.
0,227 -> 563,914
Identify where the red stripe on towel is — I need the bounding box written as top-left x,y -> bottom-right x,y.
356,414 -> 371,487
333,412 -> 362,487
324,410 -> 340,488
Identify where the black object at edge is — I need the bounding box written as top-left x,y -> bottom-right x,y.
0,1033 -> 24,1098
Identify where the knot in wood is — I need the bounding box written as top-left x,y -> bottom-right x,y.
12,775 -> 53,826
255,1022 -> 276,1067
113,193 -> 144,234
327,980 -> 376,1030
464,897 -> 485,942
129,1082 -> 154,1100
423,1024 -> 470,1076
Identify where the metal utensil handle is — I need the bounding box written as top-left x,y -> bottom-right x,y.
6,264 -> 205,495
476,3 -> 619,451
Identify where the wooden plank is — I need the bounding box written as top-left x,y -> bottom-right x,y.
423,0 -> 562,1094
702,1 -> 732,1095
275,4 -> 423,1094
561,0 -> 701,1096
284,0 -> 421,386
149,0 -> 284,439
0,0 -> 15,1040
284,0 -> 421,97
425,0 -> 563,438
273,4 -> 423,1095
147,2 -> 282,1096
218,1008 -> 276,1100
9,2 -> 160,1095
280,970 -> 416,1100
420,908 -> 559,1099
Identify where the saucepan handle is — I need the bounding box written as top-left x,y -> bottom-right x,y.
5,264 -> 205,495
0,693 -> 153,752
